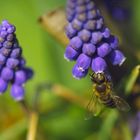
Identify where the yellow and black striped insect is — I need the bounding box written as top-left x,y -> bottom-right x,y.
86,72 -> 130,118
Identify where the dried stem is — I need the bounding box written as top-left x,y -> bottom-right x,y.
52,84 -> 88,107
19,100 -> 30,116
18,99 -> 39,140
27,111 -> 39,140
38,8 -> 69,46
25,82 -> 89,140
33,82 -> 89,110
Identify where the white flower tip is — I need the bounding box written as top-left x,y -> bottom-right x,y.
72,74 -> 80,80
119,57 -> 126,66
94,70 -> 104,74
64,54 -> 70,62
15,96 -> 24,101
77,66 -> 85,72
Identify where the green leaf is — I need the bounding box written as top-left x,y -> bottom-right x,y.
121,123 -> 132,140
125,65 -> 140,94
98,110 -> 118,140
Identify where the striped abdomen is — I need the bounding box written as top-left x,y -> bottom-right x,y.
100,93 -> 116,108
95,82 -> 116,108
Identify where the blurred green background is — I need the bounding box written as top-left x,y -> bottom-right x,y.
0,0 -> 139,140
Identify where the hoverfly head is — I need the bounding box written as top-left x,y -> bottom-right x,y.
90,72 -> 106,84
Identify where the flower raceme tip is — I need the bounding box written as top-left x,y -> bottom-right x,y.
0,20 -> 33,101
64,0 -> 126,79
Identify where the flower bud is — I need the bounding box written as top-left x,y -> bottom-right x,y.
92,57 -> 107,73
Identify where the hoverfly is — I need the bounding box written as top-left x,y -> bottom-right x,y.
85,72 -> 130,119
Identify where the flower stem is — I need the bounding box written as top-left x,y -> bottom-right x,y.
27,111 -> 39,140
19,100 -> 30,115
19,100 -> 39,140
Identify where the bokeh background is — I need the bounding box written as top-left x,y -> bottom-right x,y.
0,0 -> 140,140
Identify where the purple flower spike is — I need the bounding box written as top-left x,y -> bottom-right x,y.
11,84 -> 24,101
91,32 -> 103,44
76,12 -> 87,22
76,5 -> 86,13
2,20 -> 10,28
84,20 -> 96,31
6,58 -> 19,69
3,41 -> 13,49
0,78 -> 8,93
92,57 -> 107,73
96,18 -> 104,29
97,43 -> 111,57
15,70 -> 27,85
72,19 -> 83,31
66,24 -> 77,39
0,20 -> 33,100
134,134 -> 140,140
23,68 -> 34,80
0,54 -> 6,65
7,34 -> 14,41
109,50 -> 126,66
64,45 -> 79,61
70,36 -> 82,50
87,9 -> 98,20
7,26 -> 15,34
82,43 -> 96,56
72,64 -> 88,79
10,48 -> 21,58
65,0 -> 126,79
67,0 -> 75,9
1,67 -> 14,81
76,53 -> 91,70
102,28 -> 110,38
78,29 -> 91,42
0,31 -> 7,38
104,0 -> 130,21
0,37 -> 4,43
109,36 -> 119,49
86,1 -> 95,10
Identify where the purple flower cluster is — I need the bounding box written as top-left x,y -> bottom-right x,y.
64,0 -> 126,79
0,20 -> 33,101
104,0 -> 130,21
130,112 -> 140,140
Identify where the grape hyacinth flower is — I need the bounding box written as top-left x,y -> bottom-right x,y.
64,0 -> 126,79
104,0 -> 130,21
130,112 -> 140,140
0,20 -> 33,100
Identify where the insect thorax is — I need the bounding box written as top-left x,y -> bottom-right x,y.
93,81 -> 112,97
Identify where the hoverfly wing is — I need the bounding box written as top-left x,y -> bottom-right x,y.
112,95 -> 130,112
85,93 -> 102,120
85,93 -> 95,120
